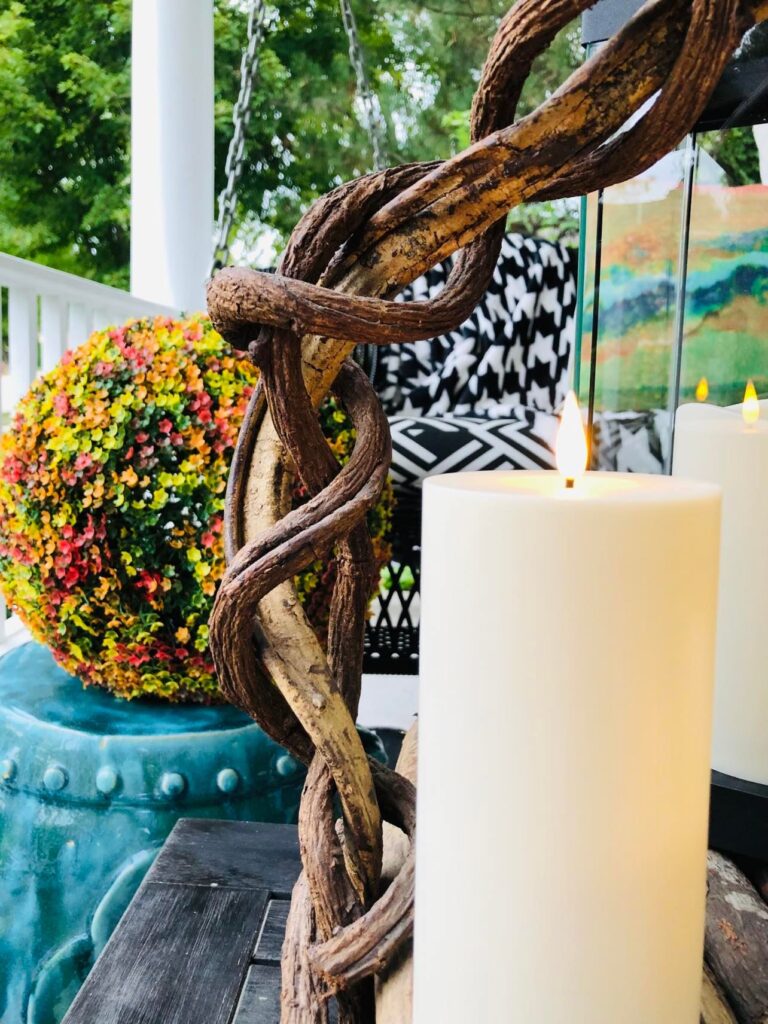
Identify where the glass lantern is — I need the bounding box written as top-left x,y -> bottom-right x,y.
577,0 -> 768,473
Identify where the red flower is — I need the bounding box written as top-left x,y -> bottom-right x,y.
135,569 -> 162,596
127,648 -> 151,667
53,393 -> 70,416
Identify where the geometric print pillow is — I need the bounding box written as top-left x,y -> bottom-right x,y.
389,408 -> 558,495
389,407 -> 668,494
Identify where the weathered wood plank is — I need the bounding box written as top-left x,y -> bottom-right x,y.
233,964 -> 340,1024
150,818 -> 301,893
64,883 -> 269,1024
233,964 -> 283,1024
254,898 -> 291,962
62,820 -> 303,1024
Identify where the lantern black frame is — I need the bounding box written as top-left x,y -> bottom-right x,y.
578,8 -> 768,472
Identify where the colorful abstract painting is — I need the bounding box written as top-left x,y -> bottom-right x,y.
580,148 -> 768,412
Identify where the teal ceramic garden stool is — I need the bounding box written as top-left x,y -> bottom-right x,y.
0,641 -> 384,1024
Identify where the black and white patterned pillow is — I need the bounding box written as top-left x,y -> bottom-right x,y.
373,233 -> 577,418
386,408 -> 669,494
388,409 -> 558,494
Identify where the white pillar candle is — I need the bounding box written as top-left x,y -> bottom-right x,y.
673,392 -> 768,784
415,469 -> 721,1023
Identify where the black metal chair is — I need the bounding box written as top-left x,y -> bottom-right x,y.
363,491 -> 422,674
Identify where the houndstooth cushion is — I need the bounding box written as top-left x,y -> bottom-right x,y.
374,233 -> 577,419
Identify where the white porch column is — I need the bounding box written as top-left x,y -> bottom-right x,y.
130,0 -> 214,311
754,123 -> 768,185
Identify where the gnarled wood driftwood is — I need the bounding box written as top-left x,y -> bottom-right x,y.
207,2 -> 768,1020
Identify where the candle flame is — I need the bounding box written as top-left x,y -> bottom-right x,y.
695,377 -> 709,402
556,390 -> 588,483
743,380 -> 760,426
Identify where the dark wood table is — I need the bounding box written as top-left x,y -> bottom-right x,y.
62,819 -> 301,1024
63,816 -> 768,1023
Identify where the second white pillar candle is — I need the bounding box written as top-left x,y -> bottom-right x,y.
414,471 -> 721,1023
673,399 -> 768,784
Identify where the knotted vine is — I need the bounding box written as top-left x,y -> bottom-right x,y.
207,1 -> 767,1019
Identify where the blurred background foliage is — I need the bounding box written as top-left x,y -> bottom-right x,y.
0,0 -> 583,288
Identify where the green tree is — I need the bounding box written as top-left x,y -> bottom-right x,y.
0,0 -> 131,285
705,127 -> 761,186
0,0 -> 582,287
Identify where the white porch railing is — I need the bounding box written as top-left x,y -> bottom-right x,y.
0,252 -> 176,644
0,252 -> 174,409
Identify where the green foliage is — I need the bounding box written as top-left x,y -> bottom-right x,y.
0,0 -> 131,285
704,127 -> 761,187
0,0 -> 582,283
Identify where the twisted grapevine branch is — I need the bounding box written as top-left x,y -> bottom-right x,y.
208,2 -> 765,1019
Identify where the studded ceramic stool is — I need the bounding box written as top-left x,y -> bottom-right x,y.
0,641 -> 384,1024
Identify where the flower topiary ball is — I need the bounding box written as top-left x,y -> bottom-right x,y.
0,315 -> 391,703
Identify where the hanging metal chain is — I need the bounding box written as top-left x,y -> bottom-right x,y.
339,0 -> 388,172
210,0 -> 269,275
